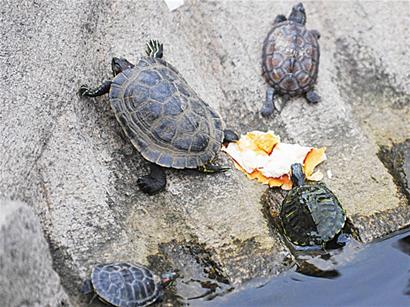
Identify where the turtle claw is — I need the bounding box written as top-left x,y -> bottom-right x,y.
146,40 -> 163,59
261,104 -> 274,117
78,84 -> 89,96
78,81 -> 111,97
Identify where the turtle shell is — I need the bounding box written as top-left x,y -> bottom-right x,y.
280,182 -> 346,246
91,263 -> 161,307
262,21 -> 320,96
109,56 -> 225,169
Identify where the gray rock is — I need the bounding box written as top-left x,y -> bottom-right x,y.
0,200 -> 69,307
0,0 -> 409,304
381,140 -> 410,199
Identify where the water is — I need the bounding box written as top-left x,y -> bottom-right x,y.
191,229 -> 410,307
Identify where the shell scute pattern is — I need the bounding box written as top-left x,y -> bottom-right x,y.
175,81 -> 192,97
173,137 -> 192,151
92,263 -> 160,307
179,115 -> 198,133
190,133 -> 209,152
134,101 -> 162,125
109,56 -> 224,169
280,183 -> 345,246
163,96 -> 184,115
137,70 -> 162,87
154,118 -> 177,143
109,84 -> 122,100
262,21 -> 320,96
150,81 -> 176,101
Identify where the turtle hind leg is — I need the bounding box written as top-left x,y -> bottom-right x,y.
145,40 -> 164,59
261,87 -> 277,117
79,80 -> 111,97
223,129 -> 239,143
80,279 -> 93,295
306,90 -> 321,104
198,164 -> 229,174
137,163 -> 166,195
274,14 -> 287,24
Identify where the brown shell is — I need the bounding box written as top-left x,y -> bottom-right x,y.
262,21 -> 320,96
109,56 -> 225,169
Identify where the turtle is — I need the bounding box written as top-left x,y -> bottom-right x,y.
81,262 -> 176,307
260,2 -> 321,116
79,40 -> 238,195
280,163 -> 346,247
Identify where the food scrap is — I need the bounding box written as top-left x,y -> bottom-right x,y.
222,131 -> 326,190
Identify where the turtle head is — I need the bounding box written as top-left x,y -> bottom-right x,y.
111,57 -> 134,76
288,2 -> 306,25
160,272 -> 177,287
290,163 -> 305,187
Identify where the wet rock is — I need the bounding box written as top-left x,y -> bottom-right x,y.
148,239 -> 231,302
0,200 -> 69,307
379,140 -> 410,199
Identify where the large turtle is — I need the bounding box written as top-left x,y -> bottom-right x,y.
261,2 -> 321,116
80,40 -> 238,194
81,262 -> 176,307
280,163 -> 346,247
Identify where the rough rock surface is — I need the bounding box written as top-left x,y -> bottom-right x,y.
0,200 -> 69,306
0,0 -> 409,305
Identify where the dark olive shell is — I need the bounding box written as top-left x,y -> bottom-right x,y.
280,183 -> 346,246
91,263 -> 160,307
109,56 -> 224,169
262,21 -> 320,96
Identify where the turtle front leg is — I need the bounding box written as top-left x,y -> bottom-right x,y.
261,87 -> 276,117
137,163 -> 167,195
306,90 -> 321,104
79,80 -> 111,97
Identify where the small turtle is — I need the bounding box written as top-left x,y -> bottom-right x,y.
80,40 -> 238,194
81,262 -> 176,307
261,2 -> 321,116
280,163 -> 346,247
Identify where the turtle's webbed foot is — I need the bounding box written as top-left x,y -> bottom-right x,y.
137,175 -> 166,195
137,164 -> 166,195
79,85 -> 90,96
261,104 -> 274,117
145,39 -> 163,59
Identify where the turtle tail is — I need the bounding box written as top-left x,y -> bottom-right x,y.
145,40 -> 163,59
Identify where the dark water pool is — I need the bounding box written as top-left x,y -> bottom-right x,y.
192,229 -> 410,307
